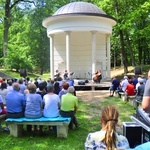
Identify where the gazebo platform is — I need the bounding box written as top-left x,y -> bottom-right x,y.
74,79 -> 111,91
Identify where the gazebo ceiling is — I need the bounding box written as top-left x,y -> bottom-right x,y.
53,2 -> 106,16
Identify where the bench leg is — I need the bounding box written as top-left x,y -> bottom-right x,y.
9,124 -> 23,137
129,99 -> 134,106
57,125 -> 68,138
91,86 -> 95,91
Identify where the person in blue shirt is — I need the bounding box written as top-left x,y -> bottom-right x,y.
6,83 -> 25,118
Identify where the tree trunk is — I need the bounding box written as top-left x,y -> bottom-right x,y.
119,30 -> 128,74
3,0 -> 11,57
126,34 -> 136,66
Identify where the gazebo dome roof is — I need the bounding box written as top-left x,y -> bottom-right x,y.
53,2 -> 106,16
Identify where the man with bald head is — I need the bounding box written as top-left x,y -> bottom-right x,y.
6,83 -> 25,118
142,70 -> 150,113
60,86 -> 79,130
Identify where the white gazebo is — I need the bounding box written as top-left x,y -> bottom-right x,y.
42,2 -> 116,80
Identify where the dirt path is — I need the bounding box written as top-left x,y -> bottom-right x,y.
76,90 -> 109,103
76,90 -> 123,134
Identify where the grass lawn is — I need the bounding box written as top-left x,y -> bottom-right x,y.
0,95 -> 136,150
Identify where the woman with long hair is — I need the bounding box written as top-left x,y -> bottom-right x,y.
84,106 -> 130,150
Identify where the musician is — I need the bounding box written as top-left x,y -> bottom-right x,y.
63,70 -> 69,80
54,70 -> 61,79
93,69 -> 102,83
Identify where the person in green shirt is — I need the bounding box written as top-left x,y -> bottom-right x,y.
60,86 -> 79,130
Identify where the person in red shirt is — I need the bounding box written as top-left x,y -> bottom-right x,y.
125,80 -> 135,96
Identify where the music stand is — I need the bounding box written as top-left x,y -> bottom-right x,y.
70,72 -> 75,79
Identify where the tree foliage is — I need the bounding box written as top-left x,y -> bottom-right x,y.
97,0 -> 150,73
0,0 -> 150,74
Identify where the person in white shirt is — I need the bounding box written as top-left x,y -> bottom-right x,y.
43,85 -> 60,118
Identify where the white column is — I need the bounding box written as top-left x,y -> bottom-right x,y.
91,31 -> 97,80
106,35 -> 111,79
66,31 -> 70,72
50,35 -> 54,79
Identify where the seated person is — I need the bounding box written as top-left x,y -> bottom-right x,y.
54,80 -> 60,95
60,86 -> 79,130
125,80 -> 136,96
84,105 -> 130,149
0,95 -> 6,115
109,77 -> 120,97
6,83 -> 25,118
93,70 -> 102,83
136,78 -> 145,102
0,95 -> 8,131
43,85 -> 60,118
25,83 -> 43,132
63,70 -> 69,80
118,76 -> 129,98
58,82 -> 69,100
25,83 -> 43,119
36,82 -> 47,99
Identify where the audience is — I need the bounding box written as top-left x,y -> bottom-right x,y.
109,77 -> 120,97
60,86 -> 79,130
25,83 -> 43,132
18,78 -> 26,95
136,78 -> 145,102
25,83 -> 43,119
54,79 -> 60,95
58,82 -> 69,100
7,80 -> 13,91
125,80 -> 135,96
117,76 -> 129,98
36,83 -> 47,99
43,85 -> 60,118
6,83 -> 25,118
0,95 -> 6,115
85,105 -> 130,149
0,82 -> 9,105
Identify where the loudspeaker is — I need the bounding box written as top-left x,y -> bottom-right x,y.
123,122 -> 142,148
134,67 -> 142,75
20,69 -> 27,77
78,81 -> 85,85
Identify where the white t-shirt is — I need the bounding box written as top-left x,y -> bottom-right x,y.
120,79 -> 129,91
0,95 -> 3,113
43,94 -> 60,118
0,89 -> 9,105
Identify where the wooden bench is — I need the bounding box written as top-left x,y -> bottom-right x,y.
6,116 -> 71,138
